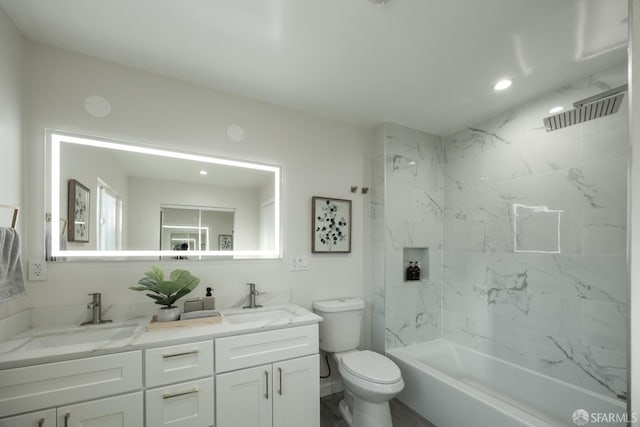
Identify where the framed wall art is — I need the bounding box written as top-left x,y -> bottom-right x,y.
312,196 -> 351,253
68,179 -> 90,242
218,234 -> 233,250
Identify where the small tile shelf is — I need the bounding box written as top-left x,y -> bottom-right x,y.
402,247 -> 429,282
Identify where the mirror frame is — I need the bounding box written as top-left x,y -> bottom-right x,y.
47,130 -> 282,259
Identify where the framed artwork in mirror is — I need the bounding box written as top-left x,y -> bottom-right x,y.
68,179 -> 90,242
312,196 -> 351,253
218,234 -> 233,250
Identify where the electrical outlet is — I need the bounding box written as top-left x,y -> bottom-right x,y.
29,260 -> 47,281
289,255 -> 309,271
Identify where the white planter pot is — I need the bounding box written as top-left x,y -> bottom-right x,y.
157,306 -> 181,322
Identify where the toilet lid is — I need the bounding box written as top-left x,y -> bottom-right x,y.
340,350 -> 402,385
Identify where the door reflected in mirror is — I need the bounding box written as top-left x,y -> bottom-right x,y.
47,131 -> 281,259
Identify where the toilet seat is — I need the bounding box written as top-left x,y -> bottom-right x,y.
340,350 -> 402,384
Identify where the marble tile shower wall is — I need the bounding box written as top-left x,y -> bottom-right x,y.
371,125 -> 387,354
442,63 -> 629,399
372,123 -> 445,351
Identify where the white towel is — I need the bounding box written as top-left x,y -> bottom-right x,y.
0,227 -> 26,300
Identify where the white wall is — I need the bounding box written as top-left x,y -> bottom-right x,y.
23,42 -> 371,329
0,7 -> 28,320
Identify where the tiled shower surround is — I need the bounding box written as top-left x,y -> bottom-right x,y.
373,62 -> 629,400
371,123 -> 444,353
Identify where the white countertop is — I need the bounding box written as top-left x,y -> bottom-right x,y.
0,304 -> 322,369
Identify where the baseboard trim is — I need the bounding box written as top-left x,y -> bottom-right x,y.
320,378 -> 343,398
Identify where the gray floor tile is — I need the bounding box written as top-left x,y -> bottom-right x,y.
320,392 -> 436,427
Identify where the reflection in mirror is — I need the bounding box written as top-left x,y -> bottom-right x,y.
160,206 -> 235,255
48,132 -> 281,259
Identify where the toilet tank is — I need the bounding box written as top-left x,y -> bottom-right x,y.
312,298 -> 365,353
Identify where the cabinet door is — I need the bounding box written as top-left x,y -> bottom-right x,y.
216,364 -> 273,427
273,355 -> 319,427
0,409 -> 56,427
146,377 -> 214,427
57,392 -> 142,427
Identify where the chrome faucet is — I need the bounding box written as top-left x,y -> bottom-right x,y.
81,293 -> 112,325
243,283 -> 262,309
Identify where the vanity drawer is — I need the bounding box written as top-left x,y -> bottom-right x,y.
145,340 -> 214,387
145,377 -> 214,427
215,324 -> 318,373
0,351 -> 142,418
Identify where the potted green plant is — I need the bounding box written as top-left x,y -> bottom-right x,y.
129,265 -> 200,322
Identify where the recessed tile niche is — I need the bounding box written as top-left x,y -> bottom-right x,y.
402,247 -> 429,282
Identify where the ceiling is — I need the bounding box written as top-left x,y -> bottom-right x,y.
0,0 -> 629,136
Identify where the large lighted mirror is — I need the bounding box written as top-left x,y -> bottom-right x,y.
47,131 -> 281,259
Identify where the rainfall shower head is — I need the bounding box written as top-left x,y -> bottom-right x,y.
543,84 -> 627,132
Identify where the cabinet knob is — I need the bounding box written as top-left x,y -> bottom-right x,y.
63,412 -> 70,427
264,370 -> 269,399
278,367 -> 283,396
38,418 -> 45,427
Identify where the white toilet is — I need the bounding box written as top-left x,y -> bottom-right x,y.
312,297 -> 404,427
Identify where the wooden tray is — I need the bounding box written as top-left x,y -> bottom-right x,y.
148,314 -> 223,330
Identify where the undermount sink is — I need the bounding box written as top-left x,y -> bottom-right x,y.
224,308 -> 293,324
18,323 -> 139,351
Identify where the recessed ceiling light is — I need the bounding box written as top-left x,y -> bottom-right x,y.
493,79 -> 513,91
549,106 -> 564,114
199,170 -> 208,176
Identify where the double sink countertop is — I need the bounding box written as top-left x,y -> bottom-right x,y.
0,304 -> 322,369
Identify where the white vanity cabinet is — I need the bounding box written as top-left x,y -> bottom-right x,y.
272,355 -> 320,427
0,393 -> 143,427
215,325 -> 320,427
57,392 -> 143,427
0,351 -> 143,427
0,409 -> 56,427
0,307 -> 322,427
144,340 -> 215,427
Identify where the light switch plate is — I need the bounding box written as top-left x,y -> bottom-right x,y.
289,255 -> 309,271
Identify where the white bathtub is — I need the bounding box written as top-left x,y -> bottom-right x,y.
387,340 -> 626,427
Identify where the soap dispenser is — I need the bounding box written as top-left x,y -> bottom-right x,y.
203,287 -> 215,310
